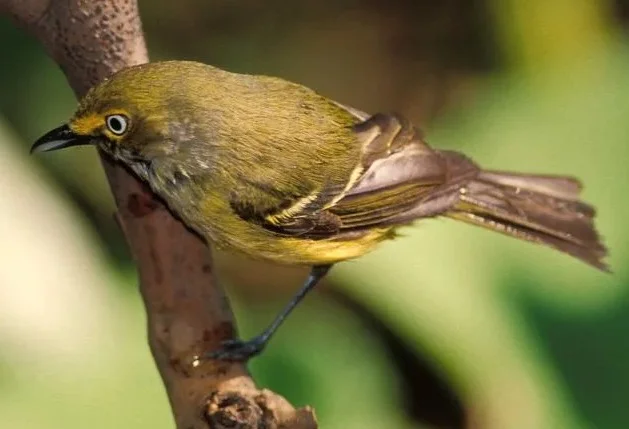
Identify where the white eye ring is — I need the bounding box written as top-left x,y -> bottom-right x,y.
105,114 -> 129,136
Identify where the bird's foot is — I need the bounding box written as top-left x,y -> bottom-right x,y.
205,336 -> 268,362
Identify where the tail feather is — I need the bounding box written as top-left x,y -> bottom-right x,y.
478,171 -> 583,200
447,170 -> 608,271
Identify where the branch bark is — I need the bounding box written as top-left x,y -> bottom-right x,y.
0,1 -> 317,428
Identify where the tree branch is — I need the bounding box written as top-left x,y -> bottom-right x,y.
0,1 -> 317,427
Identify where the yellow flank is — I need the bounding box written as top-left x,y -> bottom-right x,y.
278,229 -> 392,265
228,222 -> 392,266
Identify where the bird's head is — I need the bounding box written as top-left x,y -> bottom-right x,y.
31,61 -> 213,172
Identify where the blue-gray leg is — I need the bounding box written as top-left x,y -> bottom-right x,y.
205,264 -> 332,362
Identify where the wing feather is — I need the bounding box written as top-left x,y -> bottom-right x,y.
231,111 -> 471,238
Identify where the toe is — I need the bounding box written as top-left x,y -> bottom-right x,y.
205,337 -> 265,362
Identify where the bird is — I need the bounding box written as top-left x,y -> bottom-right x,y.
32,60 -> 608,361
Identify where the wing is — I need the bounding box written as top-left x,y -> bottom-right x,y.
329,113 -> 481,230
229,106 -> 607,270
230,108 -> 478,239
228,175 -> 344,238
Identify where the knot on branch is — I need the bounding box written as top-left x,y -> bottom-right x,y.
206,389 -> 317,429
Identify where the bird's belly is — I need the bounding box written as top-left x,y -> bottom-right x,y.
204,220 -> 390,266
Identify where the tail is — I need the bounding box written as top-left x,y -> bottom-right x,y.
446,170 -> 609,271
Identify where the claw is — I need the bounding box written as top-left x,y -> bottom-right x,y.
205,336 -> 267,362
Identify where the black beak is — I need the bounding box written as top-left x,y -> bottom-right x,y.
30,124 -> 92,154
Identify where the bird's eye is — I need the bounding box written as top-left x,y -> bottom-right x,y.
105,114 -> 129,136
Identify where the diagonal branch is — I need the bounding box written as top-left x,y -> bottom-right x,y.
0,1 -> 317,428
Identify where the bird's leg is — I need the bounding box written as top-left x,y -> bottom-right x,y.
205,264 -> 332,362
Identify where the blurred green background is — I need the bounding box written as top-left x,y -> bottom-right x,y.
1,1 -> 628,428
